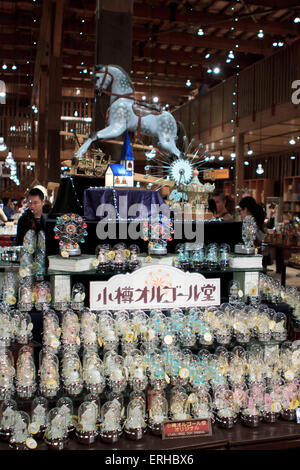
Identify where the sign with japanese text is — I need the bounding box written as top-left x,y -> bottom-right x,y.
90,265 -> 220,310
203,169 -> 229,180
162,418 -> 212,440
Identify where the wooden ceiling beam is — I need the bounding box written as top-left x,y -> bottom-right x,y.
133,4 -> 300,37
133,28 -> 271,55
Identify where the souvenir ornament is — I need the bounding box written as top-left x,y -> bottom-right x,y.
9,410 -> 32,450
99,400 -> 123,444
75,401 -> 99,444
54,213 -> 88,257
0,399 -> 18,441
235,215 -> 257,254
44,407 -> 69,450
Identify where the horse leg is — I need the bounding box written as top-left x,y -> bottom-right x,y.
76,124 -> 127,158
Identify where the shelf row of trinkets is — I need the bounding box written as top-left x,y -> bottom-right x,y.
174,243 -> 231,272
0,302 -> 290,356
93,243 -> 141,273
0,340 -> 299,450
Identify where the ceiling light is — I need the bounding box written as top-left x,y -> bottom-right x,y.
278,42 -> 284,47
230,151 -> 236,159
2,64 -> 7,70
244,161 -> 249,166
76,89 -> 81,95
247,144 -> 253,155
11,65 -> 17,70
272,42 -> 278,47
186,79 -> 192,87
205,53 -> 210,59
197,29 -> 204,36
0,137 -> 7,152
289,137 -> 296,145
142,95 -> 147,101
257,29 -> 264,38
213,67 -> 220,74
294,16 -> 300,23
226,59 -> 231,63
153,96 -> 159,103
290,155 -> 296,160
207,68 -> 212,74
256,163 -> 264,175
210,155 -> 215,161
228,51 -> 235,59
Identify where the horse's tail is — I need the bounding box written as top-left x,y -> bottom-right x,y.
176,120 -> 187,154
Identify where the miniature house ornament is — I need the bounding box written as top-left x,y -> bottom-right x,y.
105,132 -> 134,187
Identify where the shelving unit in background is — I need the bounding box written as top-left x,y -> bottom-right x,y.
283,176 -> 300,215
243,178 -> 275,204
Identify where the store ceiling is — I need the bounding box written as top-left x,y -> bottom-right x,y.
0,0 -> 300,109
1,0 -> 300,165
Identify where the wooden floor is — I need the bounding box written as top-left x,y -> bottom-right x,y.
268,263 -> 300,289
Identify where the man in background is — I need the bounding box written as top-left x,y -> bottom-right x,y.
16,187 -> 46,245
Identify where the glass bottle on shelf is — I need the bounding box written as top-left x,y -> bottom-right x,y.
56,397 -> 75,435
44,407 -> 68,450
75,401 -> 99,445
9,410 -> 32,450
124,398 -> 147,440
99,399 -> 122,444
0,398 -> 18,441
71,283 -> 85,311
39,350 -> 60,399
15,345 -> 36,399
0,348 -> 15,399
30,396 -> 48,439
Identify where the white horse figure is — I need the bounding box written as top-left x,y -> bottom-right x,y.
76,64 -> 184,159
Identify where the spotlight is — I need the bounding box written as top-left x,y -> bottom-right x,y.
257,29 -> 264,38
289,137 -> 296,145
247,144 -> 253,155
256,163 -> 264,175
244,161 -> 249,166
213,67 -> 220,74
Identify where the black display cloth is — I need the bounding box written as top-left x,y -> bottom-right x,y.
83,187 -> 166,220
48,175 -> 104,217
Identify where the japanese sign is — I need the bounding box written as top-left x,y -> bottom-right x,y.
162,418 -> 212,440
90,265 -> 220,310
203,169 -> 229,180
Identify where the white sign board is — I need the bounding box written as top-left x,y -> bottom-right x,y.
90,265 -> 220,311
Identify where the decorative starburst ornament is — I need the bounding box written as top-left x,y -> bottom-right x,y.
144,137 -> 209,192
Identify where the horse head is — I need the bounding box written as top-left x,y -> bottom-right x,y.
94,64 -> 113,94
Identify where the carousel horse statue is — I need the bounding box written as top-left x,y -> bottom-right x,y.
76,64 -> 185,159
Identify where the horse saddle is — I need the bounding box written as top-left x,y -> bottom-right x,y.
132,101 -> 162,118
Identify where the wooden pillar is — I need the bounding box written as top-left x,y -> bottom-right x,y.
46,0 -> 65,184
94,0 -> 133,159
37,67 -> 47,186
235,132 -> 244,198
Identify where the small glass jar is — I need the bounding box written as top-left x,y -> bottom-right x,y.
9,410 -> 31,450
0,398 -> 18,441
128,244 -> 141,272
18,277 -> 34,312
80,308 -> 98,351
61,351 -> 84,397
42,309 -> 61,354
15,345 -> 36,398
99,400 -> 123,443
56,397 -> 75,435
95,244 -> 111,274
82,351 -> 105,395
44,407 -> 69,450
0,310 -> 13,347
124,398 -> 147,440
35,280 -> 51,311
30,396 -> 48,439
271,312 -> 288,342
75,401 -> 99,444
15,312 -> 33,345
71,283 -> 85,311
148,393 -> 168,435
61,309 -> 81,352
0,348 -> 15,399
39,350 -> 60,399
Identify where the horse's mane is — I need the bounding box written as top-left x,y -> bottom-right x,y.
107,64 -> 133,89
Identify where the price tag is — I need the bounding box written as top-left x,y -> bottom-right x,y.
26,437 -> 37,449
28,422 -> 40,435
164,335 -> 173,345
162,418 -> 212,440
